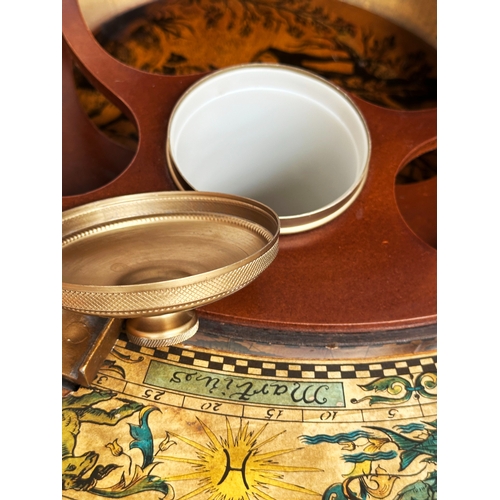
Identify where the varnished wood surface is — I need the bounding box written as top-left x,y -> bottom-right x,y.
62,0 -> 436,341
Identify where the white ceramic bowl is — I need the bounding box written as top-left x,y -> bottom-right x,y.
167,64 -> 370,233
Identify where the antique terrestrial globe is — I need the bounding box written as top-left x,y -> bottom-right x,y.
62,1 -> 437,499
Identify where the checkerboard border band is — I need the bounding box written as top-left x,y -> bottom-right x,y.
116,337 -> 437,380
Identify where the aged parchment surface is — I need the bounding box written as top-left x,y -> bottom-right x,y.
63,336 -> 437,499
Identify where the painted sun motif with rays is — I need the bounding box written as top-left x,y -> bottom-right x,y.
157,417 -> 321,499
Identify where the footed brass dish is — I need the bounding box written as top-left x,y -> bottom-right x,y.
62,191 -> 280,349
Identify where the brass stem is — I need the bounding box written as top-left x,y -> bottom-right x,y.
125,310 -> 199,347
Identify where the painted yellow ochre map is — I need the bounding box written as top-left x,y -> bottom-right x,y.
62,333 -> 437,500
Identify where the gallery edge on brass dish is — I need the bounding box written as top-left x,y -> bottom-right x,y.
62,191 -> 280,352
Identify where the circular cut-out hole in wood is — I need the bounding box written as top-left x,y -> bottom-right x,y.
395,150 -> 437,249
73,0 -> 436,148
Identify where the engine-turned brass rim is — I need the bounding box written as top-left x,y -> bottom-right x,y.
62,191 -> 280,345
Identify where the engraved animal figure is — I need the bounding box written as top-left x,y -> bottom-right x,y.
62,389 -> 144,491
